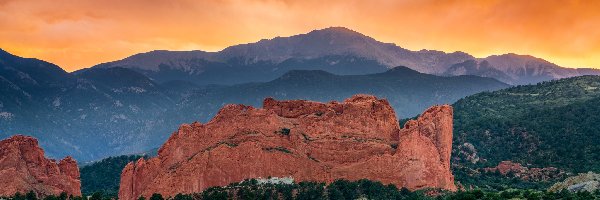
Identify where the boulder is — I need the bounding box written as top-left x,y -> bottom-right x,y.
549,172 -> 600,193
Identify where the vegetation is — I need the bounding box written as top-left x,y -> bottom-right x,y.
450,75 -> 600,188
453,76 -> 600,171
263,146 -> 292,154
5,192 -> 86,200
80,155 -> 147,196
452,167 -> 554,191
443,189 -> 600,200
100,179 -> 600,200
278,128 -> 291,136
148,179 -> 433,200
3,179 -> 600,200
150,193 -> 164,200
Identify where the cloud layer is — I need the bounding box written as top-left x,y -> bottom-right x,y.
1,0 -> 599,71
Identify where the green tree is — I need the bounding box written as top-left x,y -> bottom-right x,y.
42,195 -> 58,200
172,193 -> 192,200
296,182 -> 325,200
90,192 -> 103,200
149,193 -> 164,200
58,192 -> 67,200
25,191 -> 37,200
80,155 -> 147,196
14,192 -> 26,200
201,187 -> 229,200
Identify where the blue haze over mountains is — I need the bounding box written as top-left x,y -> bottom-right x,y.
0,27 -> 597,162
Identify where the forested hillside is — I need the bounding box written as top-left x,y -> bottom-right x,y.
452,76 -> 600,181
80,155 -> 147,196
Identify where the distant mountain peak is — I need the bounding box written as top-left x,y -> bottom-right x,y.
90,28 -> 600,85
308,26 -> 365,37
384,66 -> 423,74
302,26 -> 377,44
486,53 -> 555,64
93,27 -> 478,78
319,26 -> 355,32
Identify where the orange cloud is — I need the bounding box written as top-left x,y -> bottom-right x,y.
0,0 -> 599,71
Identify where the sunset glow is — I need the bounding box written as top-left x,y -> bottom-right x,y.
1,0 -> 599,71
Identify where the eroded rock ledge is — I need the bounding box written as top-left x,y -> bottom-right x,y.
119,95 -> 455,200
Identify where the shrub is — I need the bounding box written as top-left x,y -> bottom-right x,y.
279,128 -> 291,136
26,191 -> 37,200
149,193 -> 164,200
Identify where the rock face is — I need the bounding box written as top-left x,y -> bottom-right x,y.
0,135 -> 81,197
119,95 -> 455,200
549,172 -> 600,193
484,161 -> 565,182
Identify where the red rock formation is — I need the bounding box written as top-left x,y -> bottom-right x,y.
119,95 -> 455,200
484,161 -> 565,181
0,135 -> 81,197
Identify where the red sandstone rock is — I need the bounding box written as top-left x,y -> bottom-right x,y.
0,135 -> 81,197
484,161 -> 565,181
119,95 -> 456,200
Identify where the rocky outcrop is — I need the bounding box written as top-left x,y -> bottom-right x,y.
549,172 -> 600,193
119,95 -> 456,200
484,161 -> 565,182
454,142 -> 482,164
0,135 -> 81,197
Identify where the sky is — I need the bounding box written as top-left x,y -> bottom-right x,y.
1,0 -> 599,72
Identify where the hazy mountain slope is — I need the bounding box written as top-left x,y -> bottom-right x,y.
445,54 -> 600,85
93,53 -> 392,85
0,49 -> 74,89
444,60 -> 515,84
92,27 -> 599,85
215,27 -> 474,74
90,27 -> 474,85
0,49 -> 78,148
0,49 -> 75,124
0,50 -> 188,161
452,76 -> 600,172
178,66 -> 509,121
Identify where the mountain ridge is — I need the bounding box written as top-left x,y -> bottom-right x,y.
87,27 -> 600,85
0,47 -> 508,161
177,66 -> 509,122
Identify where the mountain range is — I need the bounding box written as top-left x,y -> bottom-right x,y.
88,27 -> 599,85
176,67 -> 508,122
0,48 -> 506,161
2,26 -> 599,162
0,50 -> 185,161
